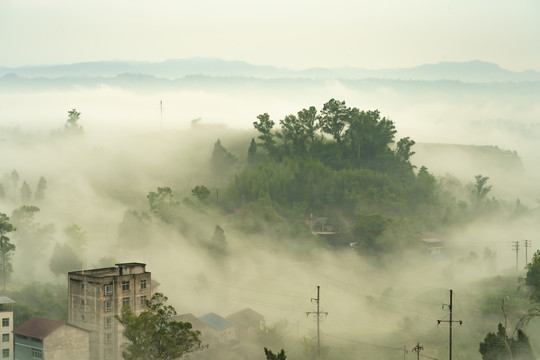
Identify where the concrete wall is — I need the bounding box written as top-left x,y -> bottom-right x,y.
44,325 -> 90,360
0,311 -> 13,360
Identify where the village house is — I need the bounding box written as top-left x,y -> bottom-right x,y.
13,316 -> 90,360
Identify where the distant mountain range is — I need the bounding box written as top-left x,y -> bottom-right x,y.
1,58 -> 539,82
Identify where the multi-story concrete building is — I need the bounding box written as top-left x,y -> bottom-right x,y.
68,263 -> 151,360
0,296 -> 15,360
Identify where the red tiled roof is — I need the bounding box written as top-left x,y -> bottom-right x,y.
12,317 -> 65,339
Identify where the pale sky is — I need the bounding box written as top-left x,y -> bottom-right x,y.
1,0 -> 539,71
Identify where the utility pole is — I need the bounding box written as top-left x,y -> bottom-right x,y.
403,345 -> 408,360
437,289 -> 462,360
524,240 -> 531,266
412,342 -> 423,360
306,286 -> 328,360
513,241 -> 520,270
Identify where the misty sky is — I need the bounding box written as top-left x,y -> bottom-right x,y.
1,0 -> 539,70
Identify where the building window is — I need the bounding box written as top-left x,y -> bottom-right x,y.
140,279 -> 147,290
122,281 -> 130,291
105,316 -> 112,328
140,296 -> 147,306
81,314 -> 85,321
2,349 -> 9,358
104,300 -> 112,312
31,348 -> 42,359
1,318 -> 8,327
104,284 -> 113,295
122,297 -> 130,307
81,299 -> 85,305
105,332 -> 112,343
1,334 -> 8,342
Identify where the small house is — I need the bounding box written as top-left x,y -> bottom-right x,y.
13,317 -> 90,360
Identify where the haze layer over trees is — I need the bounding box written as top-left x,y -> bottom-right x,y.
1,96 -> 540,360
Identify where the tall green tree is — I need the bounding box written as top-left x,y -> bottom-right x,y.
297,106 -> 320,151
319,99 -> 349,143
253,113 -> 276,154
277,114 -> 307,156
0,213 -> 16,291
116,292 -> 204,360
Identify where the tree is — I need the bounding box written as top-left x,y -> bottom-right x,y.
35,176 -> 47,201
64,224 -> 87,253
208,225 -> 228,257
191,185 -> 210,202
0,213 -> 16,291
253,113 -> 276,154
20,181 -> 32,202
297,106 -> 320,150
479,323 -> 534,360
65,108 -> 83,133
116,292 -> 204,360
49,242 -> 83,277
473,175 -> 492,205
525,250 -> 540,300
277,114 -> 308,156
247,137 -> 258,165
11,205 -> 55,277
319,99 -> 349,143
211,139 -> 237,175
147,187 -> 180,224
264,348 -> 286,360
395,137 -> 416,163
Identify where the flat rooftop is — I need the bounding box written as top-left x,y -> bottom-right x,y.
68,262 -> 147,278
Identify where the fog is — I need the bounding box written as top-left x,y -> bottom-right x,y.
2,78 -> 540,359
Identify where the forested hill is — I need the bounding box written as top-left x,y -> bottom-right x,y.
181,99 -> 519,256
